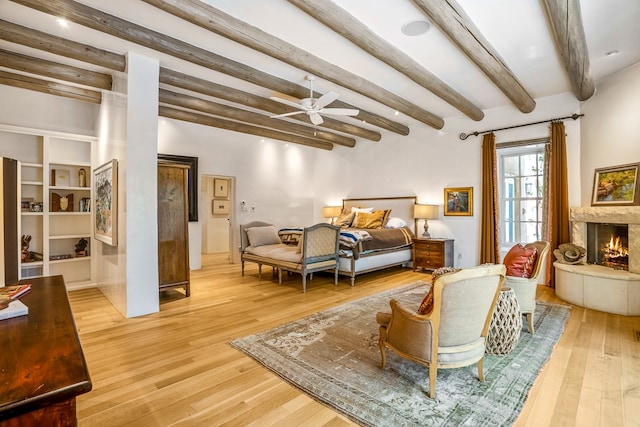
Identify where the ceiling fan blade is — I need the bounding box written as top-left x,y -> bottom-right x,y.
269,96 -> 305,110
309,112 -> 324,125
314,91 -> 339,109
270,111 -> 306,119
317,108 -> 360,116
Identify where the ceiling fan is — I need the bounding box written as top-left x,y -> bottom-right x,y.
269,75 -> 359,125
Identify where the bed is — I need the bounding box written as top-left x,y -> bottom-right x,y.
337,196 -> 417,285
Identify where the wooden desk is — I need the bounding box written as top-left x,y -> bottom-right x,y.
0,275 -> 91,426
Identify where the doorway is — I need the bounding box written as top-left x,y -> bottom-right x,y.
201,175 -> 235,262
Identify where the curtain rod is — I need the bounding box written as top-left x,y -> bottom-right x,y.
459,113 -> 584,140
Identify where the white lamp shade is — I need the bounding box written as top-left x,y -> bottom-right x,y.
413,204 -> 438,219
323,206 -> 342,218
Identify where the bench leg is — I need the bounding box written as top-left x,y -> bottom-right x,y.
334,268 -> 338,286
258,264 -> 262,280
278,268 -> 283,285
302,274 -> 307,293
241,260 -> 245,276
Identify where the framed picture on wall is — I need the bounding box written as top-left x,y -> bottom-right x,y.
444,187 -> 473,216
214,178 -> 229,198
212,199 -> 230,215
94,159 -> 118,246
591,163 -> 640,206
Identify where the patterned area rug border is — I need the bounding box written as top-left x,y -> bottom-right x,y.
230,281 -> 571,426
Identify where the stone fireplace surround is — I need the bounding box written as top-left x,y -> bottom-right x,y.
554,206 -> 640,315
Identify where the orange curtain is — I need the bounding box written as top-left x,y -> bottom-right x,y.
480,132 -> 499,264
547,121 -> 571,287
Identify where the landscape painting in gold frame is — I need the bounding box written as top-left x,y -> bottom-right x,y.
591,163 -> 640,206
444,187 -> 473,216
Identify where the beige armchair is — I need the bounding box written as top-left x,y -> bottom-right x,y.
376,264 -> 506,398
503,241 -> 550,334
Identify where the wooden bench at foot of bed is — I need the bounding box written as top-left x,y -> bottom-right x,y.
240,221 -> 340,292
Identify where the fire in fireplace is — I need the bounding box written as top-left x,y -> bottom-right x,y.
587,223 -> 629,270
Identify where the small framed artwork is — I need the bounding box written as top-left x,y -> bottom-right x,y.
591,163 -> 640,206
21,198 -> 33,212
444,187 -> 473,216
29,201 -> 43,213
94,159 -> 118,246
212,199 -> 230,215
214,178 -> 229,198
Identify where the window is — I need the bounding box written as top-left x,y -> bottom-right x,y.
498,144 -> 546,248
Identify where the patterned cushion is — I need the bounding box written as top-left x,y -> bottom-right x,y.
352,210 -> 387,229
503,244 -> 538,278
335,212 -> 355,227
417,266 -> 461,315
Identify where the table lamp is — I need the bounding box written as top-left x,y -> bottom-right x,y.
413,204 -> 438,238
323,206 -> 342,225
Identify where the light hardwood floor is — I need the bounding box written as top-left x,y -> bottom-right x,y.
70,254 -> 640,426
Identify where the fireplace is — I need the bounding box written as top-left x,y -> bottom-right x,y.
586,223 -> 629,270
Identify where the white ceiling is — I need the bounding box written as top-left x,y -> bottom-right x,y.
1,0 -> 639,136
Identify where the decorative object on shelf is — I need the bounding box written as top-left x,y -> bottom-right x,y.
75,238 -> 89,257
553,243 -> 586,264
322,206 -> 342,225
49,254 -> 73,261
78,168 -> 87,187
79,197 -> 91,212
213,178 -> 229,198
212,199 -> 230,215
413,204 -> 438,237
21,198 -> 33,212
94,159 -> 118,246
21,235 -> 42,263
51,169 -> 70,187
51,193 -> 74,212
444,187 -> 473,216
591,162 -> 639,206
28,202 -> 43,213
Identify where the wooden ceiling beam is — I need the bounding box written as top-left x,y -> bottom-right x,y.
0,70 -> 102,103
0,19 -> 378,142
411,0 -> 536,114
0,19 -> 126,72
159,89 -> 356,148
159,69 -> 380,142
286,0 -> 484,122
159,106 -> 334,151
541,0 -> 595,101
0,48 -> 112,90
9,0 -> 412,135
140,0 -> 443,130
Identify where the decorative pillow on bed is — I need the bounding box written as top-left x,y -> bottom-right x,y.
350,206 -> 374,214
335,212 -> 355,227
352,210 -> 387,229
384,217 -> 407,229
246,225 -> 281,247
503,243 -> 538,278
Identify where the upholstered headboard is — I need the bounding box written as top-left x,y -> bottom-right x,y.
342,196 -> 418,235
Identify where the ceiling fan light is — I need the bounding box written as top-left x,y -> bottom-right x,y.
401,20 -> 430,36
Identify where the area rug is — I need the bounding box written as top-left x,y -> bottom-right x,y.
230,281 -> 570,426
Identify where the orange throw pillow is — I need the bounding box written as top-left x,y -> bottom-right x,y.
417,267 -> 461,315
503,244 -> 538,278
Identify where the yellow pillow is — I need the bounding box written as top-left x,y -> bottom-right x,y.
352,210 -> 386,229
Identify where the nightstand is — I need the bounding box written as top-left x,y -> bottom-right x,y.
412,238 -> 454,271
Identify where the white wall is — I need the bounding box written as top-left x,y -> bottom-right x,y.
580,63 -> 640,206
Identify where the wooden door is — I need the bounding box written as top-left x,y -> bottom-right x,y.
157,163 -> 190,296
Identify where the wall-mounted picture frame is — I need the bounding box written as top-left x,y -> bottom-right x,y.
158,154 -> 199,222
214,178 -> 229,198
591,163 -> 640,206
212,199 -> 230,215
444,187 -> 473,216
94,159 -> 118,246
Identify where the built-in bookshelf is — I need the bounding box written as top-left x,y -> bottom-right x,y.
0,125 -> 95,289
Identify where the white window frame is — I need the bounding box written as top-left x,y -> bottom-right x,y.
497,143 -> 546,251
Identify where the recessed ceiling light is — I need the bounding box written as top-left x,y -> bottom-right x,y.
605,50 -> 619,57
57,18 -> 69,27
401,20 -> 430,37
